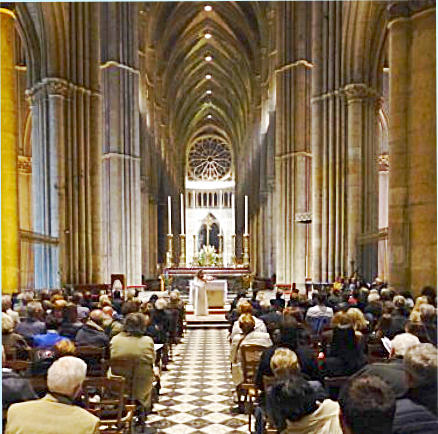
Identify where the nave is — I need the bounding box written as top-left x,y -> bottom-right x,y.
145,329 -> 248,434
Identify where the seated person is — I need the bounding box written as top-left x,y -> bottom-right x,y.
75,309 -> 109,348
305,293 -> 333,334
270,290 -> 285,311
266,374 -> 342,433
15,302 -> 46,344
403,343 -> 437,416
339,375 -> 396,434
230,301 -> 267,340
30,339 -> 77,377
259,299 -> 282,333
2,346 -> 37,410
353,332 -> 420,398
2,313 -> 30,360
5,356 -> 99,434
58,303 -> 83,339
324,317 -> 366,377
102,306 -> 123,339
230,314 -> 272,411
110,313 -> 155,412
2,295 -> 20,326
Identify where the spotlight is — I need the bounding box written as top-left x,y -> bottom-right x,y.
205,55 -> 213,62
207,114 -> 212,119
205,74 -> 212,80
204,5 -> 212,12
204,32 -> 212,40
206,90 -> 212,95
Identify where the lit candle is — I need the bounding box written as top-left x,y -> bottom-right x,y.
168,196 -> 172,234
244,195 -> 248,235
180,193 -> 185,234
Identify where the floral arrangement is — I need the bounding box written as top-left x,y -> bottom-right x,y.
197,245 -> 219,266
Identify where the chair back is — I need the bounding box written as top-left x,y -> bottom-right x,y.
307,316 -> 331,335
76,346 -> 107,376
82,377 -> 125,423
240,344 -> 266,384
109,358 -> 140,400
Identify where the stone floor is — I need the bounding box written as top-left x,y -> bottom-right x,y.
143,328 -> 249,433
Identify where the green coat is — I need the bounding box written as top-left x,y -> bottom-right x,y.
109,332 -> 155,408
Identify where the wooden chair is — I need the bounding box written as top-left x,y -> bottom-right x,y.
82,377 -> 135,434
240,344 -> 267,431
262,375 -> 280,433
109,358 -> 149,426
4,360 -> 31,372
76,346 -> 107,376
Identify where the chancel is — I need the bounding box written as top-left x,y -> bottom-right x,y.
1,1 -> 437,433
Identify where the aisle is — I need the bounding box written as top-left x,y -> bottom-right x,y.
145,329 -> 249,433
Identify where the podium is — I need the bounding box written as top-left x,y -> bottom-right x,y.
189,279 -> 228,309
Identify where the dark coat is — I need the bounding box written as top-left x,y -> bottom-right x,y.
353,359 -> 408,398
75,321 -> 109,347
15,319 -> 46,343
2,369 -> 38,409
393,398 -> 438,434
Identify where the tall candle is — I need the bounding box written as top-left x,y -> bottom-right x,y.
231,193 -> 235,234
168,196 -> 172,234
244,195 -> 248,235
180,193 -> 185,234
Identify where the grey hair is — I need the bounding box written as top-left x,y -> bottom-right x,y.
404,343 -> 438,387
47,356 -> 87,396
367,293 -> 380,303
155,297 -> 168,310
391,333 -> 420,358
393,295 -> 406,308
27,301 -> 43,317
420,303 -> 436,322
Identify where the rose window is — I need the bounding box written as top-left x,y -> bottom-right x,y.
188,137 -> 232,181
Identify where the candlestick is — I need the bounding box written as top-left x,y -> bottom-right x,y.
168,196 -> 172,234
179,234 -> 186,267
180,193 -> 185,234
244,195 -> 248,235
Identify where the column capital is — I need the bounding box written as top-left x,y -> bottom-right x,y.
387,1 -> 435,22
26,78 -> 71,104
343,83 -> 380,103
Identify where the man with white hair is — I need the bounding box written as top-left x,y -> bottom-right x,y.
6,356 -> 99,433
392,344 -> 438,433
353,332 -> 420,398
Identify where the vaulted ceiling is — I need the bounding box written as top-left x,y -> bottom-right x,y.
144,2 -> 269,160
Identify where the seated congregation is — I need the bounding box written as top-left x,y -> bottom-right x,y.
226,282 -> 438,433
1,282 -> 438,434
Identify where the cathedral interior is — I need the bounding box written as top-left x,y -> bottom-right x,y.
1,1 -> 436,295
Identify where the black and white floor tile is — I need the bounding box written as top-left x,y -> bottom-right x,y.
144,329 -> 249,433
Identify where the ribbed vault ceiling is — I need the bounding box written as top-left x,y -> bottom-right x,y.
147,1 -> 266,160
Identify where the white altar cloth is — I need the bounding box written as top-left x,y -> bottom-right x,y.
189,279 -> 227,308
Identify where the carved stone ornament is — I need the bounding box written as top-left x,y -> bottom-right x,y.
387,1 -> 435,21
26,78 -> 71,104
343,83 -> 379,102
17,155 -> 32,173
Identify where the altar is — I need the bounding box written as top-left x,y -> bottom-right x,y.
189,279 -> 228,308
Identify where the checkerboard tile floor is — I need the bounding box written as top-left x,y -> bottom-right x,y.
143,329 -> 249,433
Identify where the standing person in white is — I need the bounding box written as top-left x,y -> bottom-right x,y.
194,270 -> 209,316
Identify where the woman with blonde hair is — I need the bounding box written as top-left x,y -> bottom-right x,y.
409,296 -> 429,322
270,348 -> 300,379
230,313 -> 271,412
346,308 -> 369,333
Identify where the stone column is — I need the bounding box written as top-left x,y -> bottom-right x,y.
1,8 -> 19,292
274,2 -> 311,287
101,3 -> 142,285
387,1 -> 436,293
